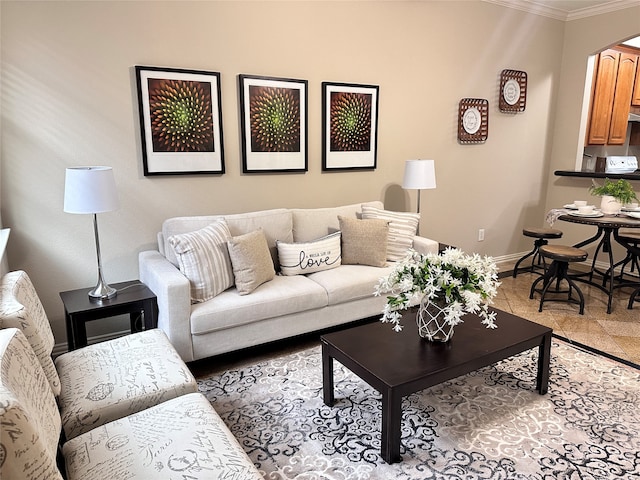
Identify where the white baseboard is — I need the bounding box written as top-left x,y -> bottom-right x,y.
496,251 -> 623,275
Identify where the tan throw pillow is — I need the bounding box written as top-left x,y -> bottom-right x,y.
361,206 -> 419,261
168,219 -> 234,303
227,229 -> 276,295
338,216 -> 389,267
277,232 -> 341,276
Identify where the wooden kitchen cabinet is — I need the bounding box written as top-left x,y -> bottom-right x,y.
586,48 -> 638,145
586,49 -> 619,145
633,61 -> 640,106
609,52 -> 637,144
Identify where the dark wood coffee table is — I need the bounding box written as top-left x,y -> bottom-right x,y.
321,308 -> 552,464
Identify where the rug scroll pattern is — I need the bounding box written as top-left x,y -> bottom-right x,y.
197,340 -> 640,479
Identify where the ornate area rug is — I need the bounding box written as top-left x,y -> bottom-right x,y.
197,339 -> 640,479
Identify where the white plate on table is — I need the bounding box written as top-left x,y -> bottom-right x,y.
568,211 -> 604,218
621,207 -> 640,212
564,204 -> 595,210
624,211 -> 640,219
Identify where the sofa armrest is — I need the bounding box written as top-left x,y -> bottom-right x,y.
138,250 -> 194,362
411,236 -> 440,255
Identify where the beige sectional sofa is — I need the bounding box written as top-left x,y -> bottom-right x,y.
139,201 -> 440,362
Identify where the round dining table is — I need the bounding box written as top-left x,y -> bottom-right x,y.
557,212 -> 640,313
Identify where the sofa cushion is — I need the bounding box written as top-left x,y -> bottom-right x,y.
227,229 -> 276,295
361,205 -> 419,261
224,209 -> 293,270
55,328 -> 198,440
160,208 -> 292,267
168,219 -> 234,303
162,214 -> 224,265
277,232 -> 341,276
190,275 -> 328,335
308,264 -> 396,305
62,392 -> 263,480
291,200 -> 383,242
338,216 -> 389,267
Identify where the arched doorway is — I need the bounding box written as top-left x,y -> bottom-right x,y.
580,35 -> 640,172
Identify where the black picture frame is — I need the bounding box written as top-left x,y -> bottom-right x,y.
322,82 -> 379,171
238,74 -> 308,173
135,66 -> 225,176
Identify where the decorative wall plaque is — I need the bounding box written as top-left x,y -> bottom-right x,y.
458,98 -> 488,144
499,69 -> 527,113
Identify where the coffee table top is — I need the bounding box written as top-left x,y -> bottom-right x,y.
321,308 -> 551,395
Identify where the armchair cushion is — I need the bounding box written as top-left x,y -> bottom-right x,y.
0,328 -> 63,479
0,270 -> 61,396
63,393 -> 263,480
55,328 -> 198,440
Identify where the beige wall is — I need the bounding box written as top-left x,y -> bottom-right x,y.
1,0 -> 633,345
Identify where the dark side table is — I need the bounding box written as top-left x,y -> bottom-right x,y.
60,280 -> 158,351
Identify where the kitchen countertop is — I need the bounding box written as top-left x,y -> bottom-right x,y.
554,170 -> 640,180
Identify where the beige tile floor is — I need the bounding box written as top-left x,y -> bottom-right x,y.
495,266 -> 640,366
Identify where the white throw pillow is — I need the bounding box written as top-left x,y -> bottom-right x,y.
361,206 -> 419,261
277,232 -> 342,276
168,219 -> 234,303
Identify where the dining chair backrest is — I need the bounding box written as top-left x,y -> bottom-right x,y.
0,328 -> 64,480
0,270 -> 61,396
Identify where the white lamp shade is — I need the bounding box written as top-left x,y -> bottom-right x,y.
64,166 -> 119,214
402,159 -> 437,190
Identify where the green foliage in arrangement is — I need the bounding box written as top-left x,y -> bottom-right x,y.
589,178 -> 639,204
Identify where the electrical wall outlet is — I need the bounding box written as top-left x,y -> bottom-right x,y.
478,229 -> 485,241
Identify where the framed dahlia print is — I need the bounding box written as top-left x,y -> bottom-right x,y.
322,82 -> 379,171
135,66 -> 225,176
238,74 -> 308,173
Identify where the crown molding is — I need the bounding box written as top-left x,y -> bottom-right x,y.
482,0 -> 640,21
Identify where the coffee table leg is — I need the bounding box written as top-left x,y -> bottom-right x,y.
381,389 -> 402,463
322,341 -> 335,406
537,331 -> 552,394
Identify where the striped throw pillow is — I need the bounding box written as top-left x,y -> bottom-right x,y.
361,206 -> 419,261
168,219 -> 234,303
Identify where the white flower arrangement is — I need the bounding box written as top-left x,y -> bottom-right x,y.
374,247 -> 501,332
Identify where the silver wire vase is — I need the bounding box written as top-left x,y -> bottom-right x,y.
416,295 -> 455,342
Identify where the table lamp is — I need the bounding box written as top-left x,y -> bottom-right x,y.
402,160 -> 436,234
64,166 -> 119,301
402,159 -> 437,214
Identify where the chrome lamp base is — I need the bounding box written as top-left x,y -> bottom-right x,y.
88,213 -> 117,301
88,279 -> 117,301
